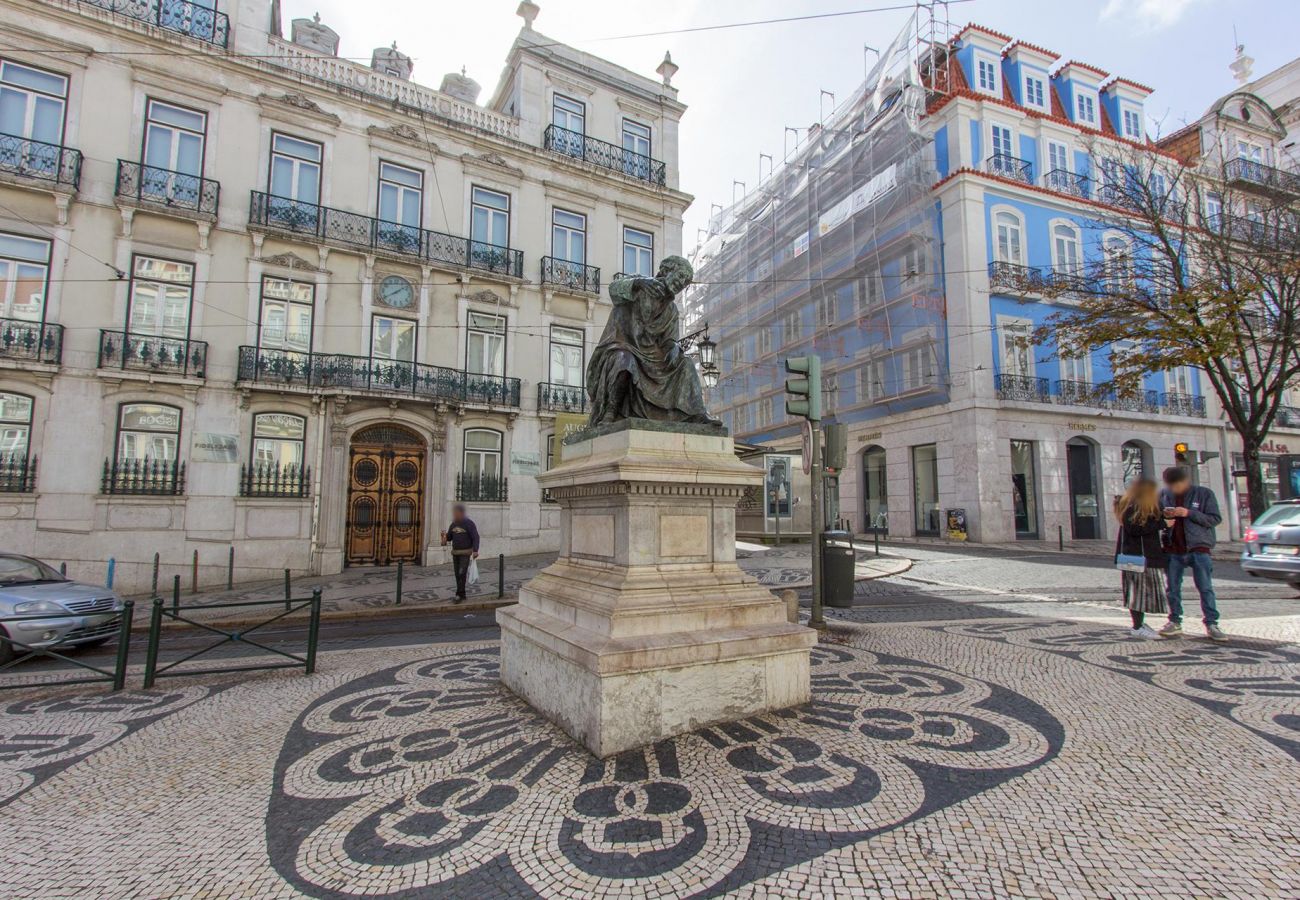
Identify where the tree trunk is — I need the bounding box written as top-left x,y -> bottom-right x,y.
1242,437 -> 1269,522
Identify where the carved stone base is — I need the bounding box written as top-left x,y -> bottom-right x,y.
497,427 -> 815,757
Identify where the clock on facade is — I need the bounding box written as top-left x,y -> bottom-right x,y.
377,275 -> 415,309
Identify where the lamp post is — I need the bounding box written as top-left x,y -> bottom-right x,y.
681,323 -> 719,388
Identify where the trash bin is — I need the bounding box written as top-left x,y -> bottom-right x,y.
821,530 -> 855,608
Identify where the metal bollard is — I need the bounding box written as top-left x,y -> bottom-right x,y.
59,561 -> 66,577
873,525 -> 880,557
227,546 -> 234,591
305,588 -> 322,675
143,597 -> 164,690
1058,524 -> 1064,551
172,574 -> 181,614
111,599 -> 134,692
191,549 -> 199,594
497,553 -> 505,599
151,552 -> 160,595
106,557 -> 116,589
284,568 -> 291,612
395,560 -> 404,606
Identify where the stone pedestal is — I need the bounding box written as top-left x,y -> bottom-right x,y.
497,423 -> 816,758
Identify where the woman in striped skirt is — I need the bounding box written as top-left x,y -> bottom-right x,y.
1114,478 -> 1169,639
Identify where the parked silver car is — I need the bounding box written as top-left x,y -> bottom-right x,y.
1241,500 -> 1300,592
0,553 -> 124,665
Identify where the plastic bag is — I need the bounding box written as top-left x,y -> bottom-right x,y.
467,558 -> 480,585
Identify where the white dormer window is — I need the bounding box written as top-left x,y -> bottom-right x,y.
1075,91 -> 1097,126
976,55 -> 1000,95
1121,107 -> 1143,140
1023,74 -> 1046,110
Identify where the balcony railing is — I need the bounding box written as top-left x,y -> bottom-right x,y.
236,347 -> 522,408
1043,168 -> 1088,198
456,472 -> 508,503
995,373 -> 1050,402
987,261 -> 1089,297
76,0 -> 230,47
0,319 -> 62,365
0,133 -> 82,189
0,453 -> 36,493
541,256 -> 600,295
538,382 -> 587,413
543,125 -> 667,186
116,160 -> 220,216
985,153 -> 1032,184
1108,388 -> 1161,414
98,330 -> 207,379
1160,391 -> 1207,418
1224,157 -> 1300,198
1055,379 -> 1104,406
101,457 -> 185,496
240,462 -> 310,498
1277,405 -> 1300,428
1218,214 -> 1300,251
249,192 -> 523,277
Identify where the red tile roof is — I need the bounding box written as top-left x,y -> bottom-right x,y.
1106,77 -> 1155,96
1002,39 -> 1058,61
1056,59 -> 1110,79
954,23 -> 1013,45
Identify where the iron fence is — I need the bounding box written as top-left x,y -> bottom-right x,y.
1224,157 -> 1300,197
1160,391 -> 1207,418
0,318 -> 62,364
0,133 -> 82,188
543,124 -> 667,186
1042,167 -> 1088,198
985,153 -> 1032,184
98,329 -> 208,378
538,381 -> 587,413
235,346 -> 522,408
0,601 -> 133,692
456,473 -> 508,502
142,590 -> 321,688
76,0 -> 230,46
0,453 -> 36,492
1055,379 -> 1104,407
240,462 -> 311,498
101,457 -> 186,495
116,159 -> 220,215
994,373 -> 1050,402
541,256 -> 600,294
249,191 -> 523,276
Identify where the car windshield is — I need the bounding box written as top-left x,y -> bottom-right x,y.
0,555 -> 65,586
1253,504 -> 1300,528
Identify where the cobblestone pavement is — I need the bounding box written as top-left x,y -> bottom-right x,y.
3,547 -> 1299,899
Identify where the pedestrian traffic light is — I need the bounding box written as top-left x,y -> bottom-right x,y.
785,355 -> 822,422
1175,442 -> 1189,464
823,423 -> 847,473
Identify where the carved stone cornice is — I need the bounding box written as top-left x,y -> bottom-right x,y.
256,92 -> 341,127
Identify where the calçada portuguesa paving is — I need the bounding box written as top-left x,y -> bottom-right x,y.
3,546 -> 1300,898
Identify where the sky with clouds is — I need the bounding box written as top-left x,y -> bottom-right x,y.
282,0 -> 1299,247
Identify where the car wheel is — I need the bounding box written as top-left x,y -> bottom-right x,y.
0,628 -> 14,666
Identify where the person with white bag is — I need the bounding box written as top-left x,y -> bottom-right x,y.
441,504 -> 480,604
1113,478 -> 1169,640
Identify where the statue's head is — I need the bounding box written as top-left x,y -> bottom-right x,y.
657,255 -> 694,294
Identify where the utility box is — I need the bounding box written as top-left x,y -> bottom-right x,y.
822,530 -> 855,608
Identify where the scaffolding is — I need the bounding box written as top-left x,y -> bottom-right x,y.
686,7 -> 954,442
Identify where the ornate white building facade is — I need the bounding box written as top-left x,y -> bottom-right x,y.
0,0 -> 690,590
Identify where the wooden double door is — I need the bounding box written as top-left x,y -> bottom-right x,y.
345,425 -> 426,566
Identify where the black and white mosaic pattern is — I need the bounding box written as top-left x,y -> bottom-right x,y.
265,643 -> 1062,898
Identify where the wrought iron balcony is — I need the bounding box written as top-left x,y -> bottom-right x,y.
236,346 -> 522,408
543,125 -> 667,186
541,256 -> 600,295
1218,214 -> 1300,251
538,381 -> 587,413
1224,157 -> 1300,198
0,453 -> 36,493
249,191 -> 523,277
456,472 -> 508,503
1160,391 -> 1207,418
0,133 -> 81,189
101,457 -> 185,496
0,319 -> 62,365
1278,405 -> 1300,428
76,0 -> 230,47
1055,379 -> 1104,407
1108,388 -> 1160,414
995,373 -> 1050,402
985,153 -> 1032,184
1043,168 -> 1088,198
240,462 -> 310,498
116,160 -> 219,216
98,330 -> 207,378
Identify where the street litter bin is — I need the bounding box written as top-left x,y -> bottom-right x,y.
822,530 -> 855,608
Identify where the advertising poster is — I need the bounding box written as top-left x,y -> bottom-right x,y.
946,508 -> 968,542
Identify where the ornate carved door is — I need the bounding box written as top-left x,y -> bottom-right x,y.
345,425 -> 425,566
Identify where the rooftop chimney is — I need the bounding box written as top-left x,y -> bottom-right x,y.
372,42 -> 413,81
290,12 -> 339,56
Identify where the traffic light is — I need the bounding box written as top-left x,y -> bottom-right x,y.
1175,442 -> 1189,464
785,355 -> 822,422
823,423 -> 847,473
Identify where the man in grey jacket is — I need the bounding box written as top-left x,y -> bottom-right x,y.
1158,466 -> 1226,641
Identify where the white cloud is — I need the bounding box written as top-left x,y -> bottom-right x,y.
1100,0 -> 1203,29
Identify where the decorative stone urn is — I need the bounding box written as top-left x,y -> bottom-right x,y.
497,422 -> 816,758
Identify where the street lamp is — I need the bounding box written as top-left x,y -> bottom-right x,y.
681,323 -> 720,389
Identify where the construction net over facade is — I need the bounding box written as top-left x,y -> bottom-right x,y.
685,14 -> 949,443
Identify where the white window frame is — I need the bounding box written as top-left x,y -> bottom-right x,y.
251,412 -> 306,471
816,290 -> 836,327
126,254 -> 194,340
991,206 -> 1025,266
974,52 -> 1000,96
370,314 -> 416,363
902,344 -> 938,392
1022,72 -> 1047,111
462,428 -> 503,481
1060,350 -> 1091,385
1120,104 -> 1144,140
268,132 -> 322,204
1074,88 -> 1098,127
857,269 -> 881,312
257,276 -> 314,354
1050,219 -> 1083,276
548,324 -> 584,387
859,359 -> 886,404
996,315 -> 1035,379
988,121 -> 1016,161
0,59 -> 68,145
783,309 -> 801,345
0,232 -> 51,323
466,311 -> 507,377
621,226 -> 653,276
1101,231 -> 1133,291
1047,140 -> 1071,174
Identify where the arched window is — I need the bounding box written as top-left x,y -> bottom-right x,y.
0,392 -> 34,491
460,428 -> 505,501
1122,440 -> 1152,485
1102,234 -> 1132,291
116,402 -> 181,462
1051,222 -> 1082,276
994,210 -> 1024,266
